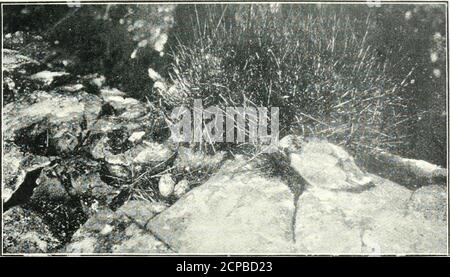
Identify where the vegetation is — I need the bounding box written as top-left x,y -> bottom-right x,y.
3,3 -> 447,165
164,5 -> 410,155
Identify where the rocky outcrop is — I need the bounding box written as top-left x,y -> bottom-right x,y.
2,45 -> 176,249
3,48 -> 40,73
2,75 -> 447,256
147,138 -> 447,254
294,177 -> 446,254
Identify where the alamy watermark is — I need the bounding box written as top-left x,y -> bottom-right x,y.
168,99 -> 279,152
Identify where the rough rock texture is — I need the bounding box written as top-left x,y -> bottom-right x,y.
66,208 -> 172,253
288,138 -> 374,191
407,185 -> 447,222
3,207 -> 61,253
147,157 -> 297,253
3,90 -> 103,157
130,141 -> 174,165
2,45 -> 174,252
30,157 -> 119,216
174,146 -> 226,172
294,177 -> 447,254
148,139 -> 447,254
3,142 -> 50,202
3,48 -> 39,73
117,200 -> 168,226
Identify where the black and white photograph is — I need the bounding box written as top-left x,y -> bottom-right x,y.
1,0 -> 448,258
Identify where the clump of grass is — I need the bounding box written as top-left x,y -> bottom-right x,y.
159,4 -> 414,155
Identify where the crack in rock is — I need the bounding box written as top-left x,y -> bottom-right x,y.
4,163 -> 52,211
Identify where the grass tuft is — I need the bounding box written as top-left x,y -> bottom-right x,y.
159,4 -> 415,155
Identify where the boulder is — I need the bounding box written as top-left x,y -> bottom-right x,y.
147,157 -> 296,253
288,138 -> 374,191
3,207 -> 61,253
288,139 -> 447,254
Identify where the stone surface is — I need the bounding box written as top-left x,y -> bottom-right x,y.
66,208 -> 171,253
294,176 -> 447,254
147,158 -> 296,253
3,48 -> 40,72
289,138 -> 374,191
3,207 -> 61,253
2,142 -> 51,202
71,168 -> 119,209
407,185 -> 447,221
32,169 -> 71,203
98,88 -> 149,120
128,131 -> 146,143
158,174 -> 175,197
147,140 -> 447,254
103,94 -> 139,108
3,90 -> 103,156
173,179 -> 190,198
30,70 -> 69,86
131,141 -> 173,165
174,146 -> 226,172
117,200 -> 168,226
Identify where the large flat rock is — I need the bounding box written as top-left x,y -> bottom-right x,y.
147,158 -> 296,253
